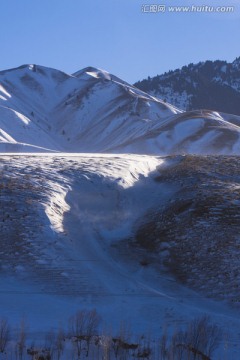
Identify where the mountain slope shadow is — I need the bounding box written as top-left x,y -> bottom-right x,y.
130,155 -> 240,304
61,155 -> 240,307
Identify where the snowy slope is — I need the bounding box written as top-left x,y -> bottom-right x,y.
0,64 -> 179,153
112,110 -> 240,155
1,64 -> 240,154
0,154 -> 240,358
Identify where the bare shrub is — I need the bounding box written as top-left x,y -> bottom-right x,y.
136,333 -> 152,359
0,318 -> 10,353
156,316 -> 221,360
185,315 -> 222,359
69,309 -> 101,358
112,323 -> 138,360
44,329 -> 56,359
172,315 -> 222,360
55,327 -> 65,360
16,319 -> 27,360
159,328 -> 168,360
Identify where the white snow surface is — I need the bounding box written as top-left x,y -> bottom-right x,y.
0,154 -> 239,358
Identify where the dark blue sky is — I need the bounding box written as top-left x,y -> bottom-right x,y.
0,0 -> 239,83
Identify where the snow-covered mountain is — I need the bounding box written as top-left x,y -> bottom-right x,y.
1,64 -> 240,154
0,64 -> 179,153
134,57 -> 240,116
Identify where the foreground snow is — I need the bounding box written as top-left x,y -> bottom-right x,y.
0,153 -> 239,358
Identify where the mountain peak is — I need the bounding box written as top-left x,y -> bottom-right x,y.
72,66 -> 112,81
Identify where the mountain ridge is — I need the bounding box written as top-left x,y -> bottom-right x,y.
0,63 -> 240,154
134,57 -> 240,116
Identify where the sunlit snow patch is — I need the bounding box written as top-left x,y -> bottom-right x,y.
0,84 -> 11,98
44,182 -> 71,233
